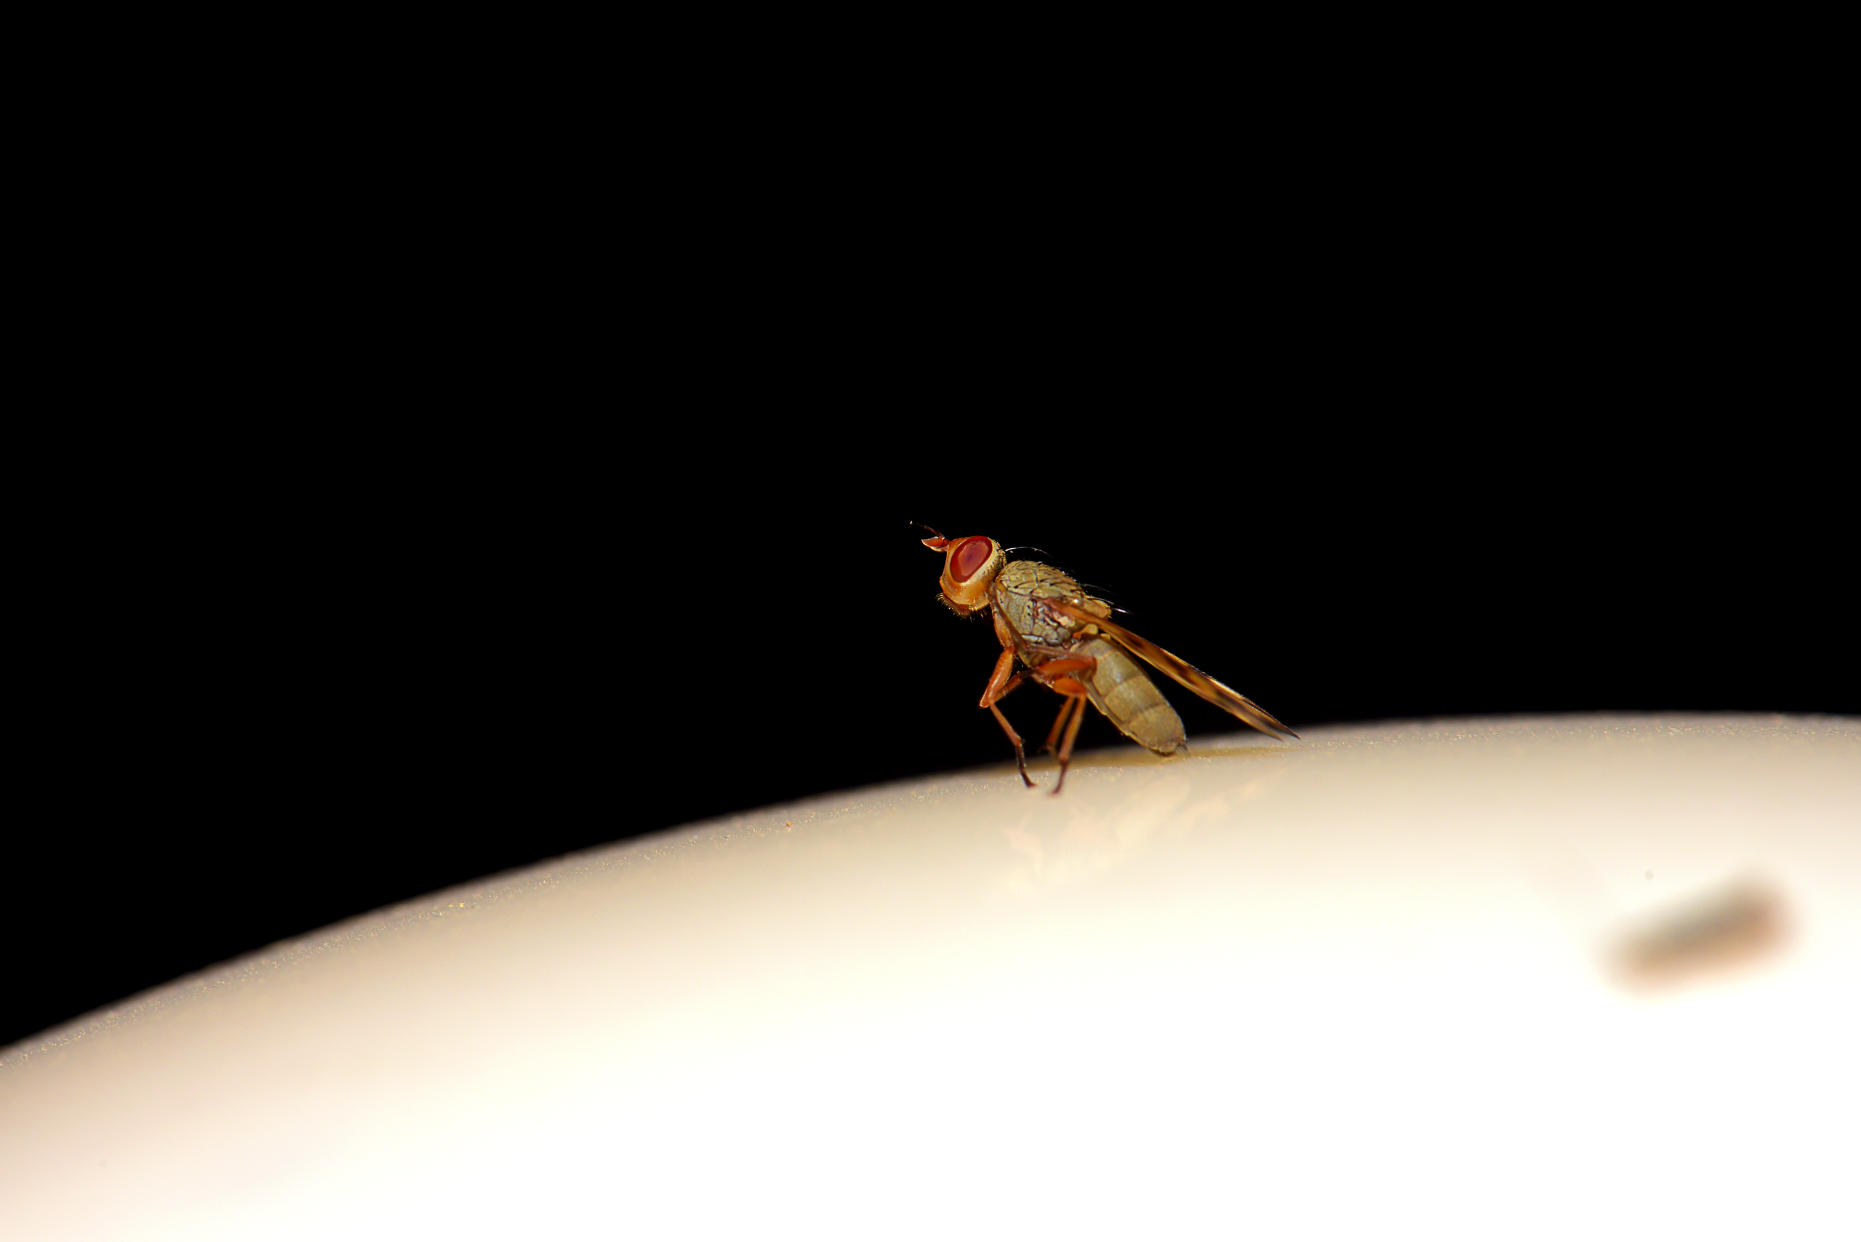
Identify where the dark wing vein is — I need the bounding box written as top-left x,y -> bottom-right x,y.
1043,598 -> 1298,741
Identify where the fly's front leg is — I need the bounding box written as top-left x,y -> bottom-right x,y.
979,646 -> 1034,787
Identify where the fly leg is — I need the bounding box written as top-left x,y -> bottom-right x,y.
979,647 -> 1035,787
1029,654 -> 1097,794
1040,694 -> 1079,754
1052,685 -> 1090,794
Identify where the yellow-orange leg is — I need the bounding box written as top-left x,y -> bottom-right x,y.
1036,656 -> 1100,752
980,649 -> 1099,791
1041,694 -> 1079,753
1051,681 -> 1091,794
978,647 -> 1035,786
1032,671 -> 1093,794
1024,654 -> 1096,794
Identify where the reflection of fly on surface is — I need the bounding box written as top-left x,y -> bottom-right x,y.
1612,879 -> 1787,989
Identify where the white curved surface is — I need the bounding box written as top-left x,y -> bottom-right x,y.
3,715 -> 1858,1240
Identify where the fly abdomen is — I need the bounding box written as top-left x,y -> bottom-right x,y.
1078,637 -> 1186,755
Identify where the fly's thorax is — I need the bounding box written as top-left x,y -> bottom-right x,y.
991,559 -> 1093,652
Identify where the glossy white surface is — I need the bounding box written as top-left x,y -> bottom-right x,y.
4,716 -> 1857,1240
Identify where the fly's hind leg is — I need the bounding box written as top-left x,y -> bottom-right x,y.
1041,694 -> 1079,754
1028,654 -> 1096,795
1052,686 -> 1090,794
980,646 -> 1099,793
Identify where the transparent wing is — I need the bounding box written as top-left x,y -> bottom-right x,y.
1042,597 -> 1298,741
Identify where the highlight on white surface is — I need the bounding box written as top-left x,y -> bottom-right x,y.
3,715 -> 1857,1239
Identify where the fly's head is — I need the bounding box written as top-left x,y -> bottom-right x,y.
919,529 -> 1006,614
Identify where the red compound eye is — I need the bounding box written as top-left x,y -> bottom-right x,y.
951,537 -> 994,582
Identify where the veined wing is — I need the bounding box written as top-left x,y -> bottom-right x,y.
1042,597 -> 1298,741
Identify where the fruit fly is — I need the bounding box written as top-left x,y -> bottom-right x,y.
921,528 -> 1296,793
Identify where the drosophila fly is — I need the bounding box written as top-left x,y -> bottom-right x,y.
921,528 -> 1296,792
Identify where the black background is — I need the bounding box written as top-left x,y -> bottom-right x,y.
7,95 -> 1851,1050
